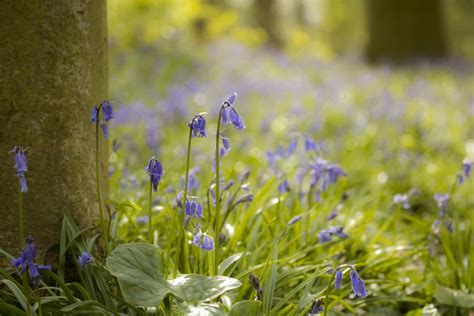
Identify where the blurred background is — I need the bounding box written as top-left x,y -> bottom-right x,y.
107,0 -> 474,196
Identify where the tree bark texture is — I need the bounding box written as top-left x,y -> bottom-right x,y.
366,0 -> 448,63
0,1 -> 108,255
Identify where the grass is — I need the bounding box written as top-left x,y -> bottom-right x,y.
1,41 -> 473,315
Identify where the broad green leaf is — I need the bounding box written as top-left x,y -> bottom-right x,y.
1,279 -> 28,311
169,274 -> 242,304
106,243 -> 170,307
434,284 -> 474,308
229,300 -> 262,316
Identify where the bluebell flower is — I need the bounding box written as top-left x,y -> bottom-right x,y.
234,194 -> 254,205
309,299 -> 324,315
192,230 -> 214,250
12,238 -> 51,286
185,200 -> 203,218
334,270 -> 343,289
221,134 -> 231,152
221,93 -> 245,130
463,160 -> 472,178
286,138 -> 298,157
288,215 -> 302,226
189,114 -> 207,138
99,121 -> 109,139
91,106 -> 99,123
240,170 -> 250,182
78,252 -> 94,268
278,179 -> 290,193
201,235 -> 214,250
223,179 -> 234,191
137,216 -> 149,225
457,174 -> 464,184
350,269 -> 367,298
326,164 -> 346,184
434,193 -> 449,217
304,137 -> 318,152
101,101 -> 115,121
11,147 -> 28,192
393,193 -> 410,209
318,226 -> 348,243
146,157 -> 163,192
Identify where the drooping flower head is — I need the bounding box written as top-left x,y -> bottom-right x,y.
350,268 -> 367,298
192,230 -> 214,250
278,179 -> 290,193
309,299 -> 324,315
185,200 -> 203,218
91,101 -> 115,138
189,114 -> 207,138
12,237 -> 51,286
101,100 -> 115,121
146,157 -> 163,192
78,252 -> 94,268
11,146 -> 28,192
137,215 -> 149,225
221,93 -> 245,130
334,270 -> 343,289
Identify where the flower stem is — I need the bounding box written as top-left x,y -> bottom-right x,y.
36,286 -> 43,316
213,108 -> 223,275
148,180 -> 153,243
176,128 -> 193,274
96,118 -> 110,256
18,180 -> 24,248
323,270 -> 336,316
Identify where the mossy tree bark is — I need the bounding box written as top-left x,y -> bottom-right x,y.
366,0 -> 448,63
0,1 -> 108,255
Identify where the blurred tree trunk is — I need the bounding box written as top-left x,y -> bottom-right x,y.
0,1 -> 108,255
254,0 -> 284,48
366,0 -> 448,62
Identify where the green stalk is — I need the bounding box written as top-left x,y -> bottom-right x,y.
148,180 -> 153,243
323,271 -> 336,316
95,114 -> 110,256
176,128 -> 193,274
213,108 -> 223,276
18,180 -> 24,248
36,286 -> 43,316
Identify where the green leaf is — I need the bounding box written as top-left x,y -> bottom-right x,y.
218,252 -> 244,275
169,274 -> 242,304
177,302 -> 226,316
107,243 -> 242,308
434,284 -> 474,308
1,279 -> 28,311
106,243 -> 170,307
229,300 -> 262,316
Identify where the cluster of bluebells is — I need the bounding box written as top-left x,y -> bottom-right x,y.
309,159 -> 346,201
145,157 -> 163,192
11,146 -> 28,192
91,100 -> 115,139
432,193 -> 452,233
318,226 -> 348,243
457,159 -> 473,184
333,267 -> 368,298
78,252 -> 94,268
12,237 -> 51,286
192,229 -> 214,250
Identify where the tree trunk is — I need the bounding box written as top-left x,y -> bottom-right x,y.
254,0 -> 284,48
0,1 -> 108,256
366,0 -> 448,63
